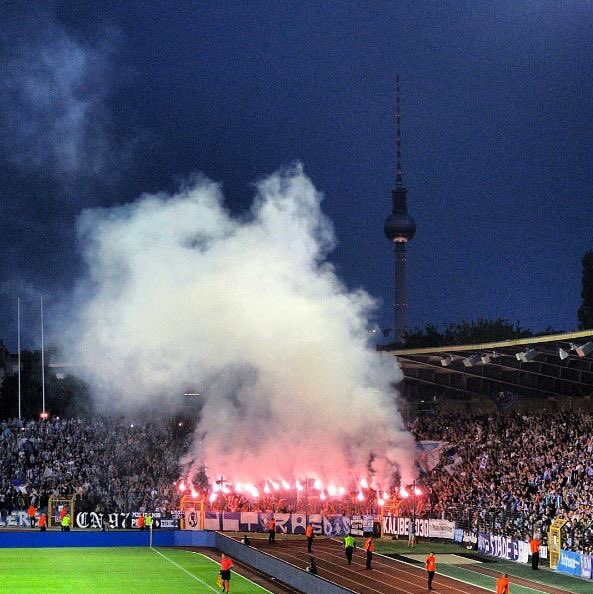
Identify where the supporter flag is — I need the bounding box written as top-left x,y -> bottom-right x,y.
492,391 -> 519,412
416,441 -> 448,473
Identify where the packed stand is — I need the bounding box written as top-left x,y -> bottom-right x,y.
413,410 -> 593,553
0,417 -> 191,521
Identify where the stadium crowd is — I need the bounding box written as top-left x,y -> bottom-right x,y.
413,410 -> 593,553
2,410 -> 593,554
0,417 -> 189,520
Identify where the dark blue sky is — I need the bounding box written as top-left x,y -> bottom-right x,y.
1,1 -> 592,349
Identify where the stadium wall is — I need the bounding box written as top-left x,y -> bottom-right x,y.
0,530 -> 215,549
215,532 -> 356,594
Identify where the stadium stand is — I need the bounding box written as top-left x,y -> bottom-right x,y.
0,417 -> 188,520
412,410 -> 593,553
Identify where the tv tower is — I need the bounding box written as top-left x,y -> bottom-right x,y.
384,76 -> 416,343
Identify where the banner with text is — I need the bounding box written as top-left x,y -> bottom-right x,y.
556,549 -> 581,577
382,516 -> 454,540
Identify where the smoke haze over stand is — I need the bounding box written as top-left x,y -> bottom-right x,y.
61,164 -> 414,487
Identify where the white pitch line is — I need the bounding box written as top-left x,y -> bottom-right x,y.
150,547 -> 220,593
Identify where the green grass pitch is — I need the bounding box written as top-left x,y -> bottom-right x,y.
0,547 -> 271,593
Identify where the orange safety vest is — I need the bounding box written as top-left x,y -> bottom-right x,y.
364,538 -> 374,552
268,519 -> 275,530
530,539 -> 540,553
60,508 -> 67,520
496,576 -> 509,594
426,555 -> 436,572
137,516 -> 144,528
28,506 -> 36,518
38,515 -> 46,527
306,525 -> 313,538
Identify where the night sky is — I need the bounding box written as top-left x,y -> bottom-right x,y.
1,1 -> 592,349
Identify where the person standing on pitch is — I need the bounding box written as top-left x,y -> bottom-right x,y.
28,504 -> 37,528
425,551 -> 436,591
496,573 -> 510,594
219,553 -> 233,593
344,533 -> 356,565
305,522 -> 314,552
408,519 -> 416,548
61,511 -> 71,532
530,535 -> 540,570
364,536 -> 374,569
268,516 -> 276,544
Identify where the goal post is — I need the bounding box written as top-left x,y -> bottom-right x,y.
48,494 -> 78,528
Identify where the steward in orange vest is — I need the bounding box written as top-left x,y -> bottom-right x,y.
38,513 -> 47,532
364,537 -> 374,569
425,552 -> 436,591
530,537 -> 540,570
28,505 -> 37,528
268,517 -> 276,544
496,573 -> 509,594
306,523 -> 314,552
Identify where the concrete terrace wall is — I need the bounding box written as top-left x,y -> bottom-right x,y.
0,530 -> 215,549
215,532 -> 355,594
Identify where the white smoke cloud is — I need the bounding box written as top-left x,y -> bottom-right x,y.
0,12 -> 126,182
62,164 -> 414,486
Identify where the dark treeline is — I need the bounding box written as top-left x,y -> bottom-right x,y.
0,348 -> 93,419
401,318 -> 535,349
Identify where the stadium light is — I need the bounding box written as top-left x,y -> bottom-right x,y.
440,354 -> 455,366
440,354 -> 464,367
481,351 -> 503,364
576,342 -> 593,357
516,348 -> 538,363
462,354 -> 482,367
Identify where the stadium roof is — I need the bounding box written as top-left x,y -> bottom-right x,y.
382,329 -> 593,404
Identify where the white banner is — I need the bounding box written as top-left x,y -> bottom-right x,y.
428,519 -> 455,539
